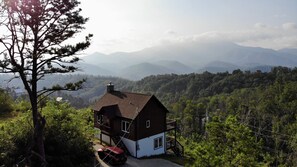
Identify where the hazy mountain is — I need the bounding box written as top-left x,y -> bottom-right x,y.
278,48 -> 297,62
76,62 -> 114,76
153,60 -> 194,74
278,48 -> 297,56
245,65 -> 274,73
125,41 -> 240,68
221,46 -> 297,67
198,61 -> 240,73
118,63 -> 173,80
80,41 -> 297,80
81,52 -> 108,65
82,51 -> 141,70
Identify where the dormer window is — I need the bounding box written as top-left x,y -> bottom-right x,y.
146,120 -> 150,128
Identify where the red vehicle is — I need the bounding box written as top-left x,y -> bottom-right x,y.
98,146 -> 127,165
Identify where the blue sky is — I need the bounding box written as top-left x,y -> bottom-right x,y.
80,0 -> 297,54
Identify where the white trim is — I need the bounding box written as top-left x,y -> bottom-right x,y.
154,136 -> 163,149
121,120 -> 130,133
146,120 -> 150,128
97,114 -> 103,124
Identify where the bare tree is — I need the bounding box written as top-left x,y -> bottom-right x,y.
0,0 -> 92,166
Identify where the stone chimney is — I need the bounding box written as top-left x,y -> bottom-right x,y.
106,82 -> 114,93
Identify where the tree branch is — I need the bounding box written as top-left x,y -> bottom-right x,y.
37,79 -> 86,102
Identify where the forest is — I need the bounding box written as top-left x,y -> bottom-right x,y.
1,66 -> 297,166
134,66 -> 297,166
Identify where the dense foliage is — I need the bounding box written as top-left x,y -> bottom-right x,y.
132,67 -> 297,105
164,67 -> 297,166
3,67 -> 296,107
181,116 -> 266,166
0,101 -> 94,166
1,66 -> 297,166
0,88 -> 14,113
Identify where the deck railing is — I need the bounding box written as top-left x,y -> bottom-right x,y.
99,124 -> 114,135
166,136 -> 184,156
166,119 -> 176,131
166,136 -> 175,149
175,140 -> 184,156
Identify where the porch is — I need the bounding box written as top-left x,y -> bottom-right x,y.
98,124 -> 116,136
166,119 -> 184,156
96,124 -> 131,155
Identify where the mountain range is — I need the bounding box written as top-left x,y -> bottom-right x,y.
79,41 -> 297,80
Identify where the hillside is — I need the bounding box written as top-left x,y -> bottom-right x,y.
0,74 -> 133,107
1,66 -> 297,107
2,67 -> 297,166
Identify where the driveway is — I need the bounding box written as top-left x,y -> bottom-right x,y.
94,143 -> 183,167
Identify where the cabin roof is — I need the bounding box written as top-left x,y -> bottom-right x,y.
93,91 -> 154,119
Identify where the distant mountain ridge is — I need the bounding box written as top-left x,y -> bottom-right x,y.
118,62 -> 173,80
198,61 -> 240,73
79,41 -> 297,80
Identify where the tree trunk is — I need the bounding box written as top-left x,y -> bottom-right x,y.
30,94 -> 46,166
28,50 -> 47,166
35,124 -> 46,166
28,31 -> 47,166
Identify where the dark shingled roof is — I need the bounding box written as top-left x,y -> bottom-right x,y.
93,91 -> 154,119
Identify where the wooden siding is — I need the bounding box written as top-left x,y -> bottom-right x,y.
136,96 -> 167,140
113,117 -> 137,140
94,93 -> 167,142
94,111 -> 100,129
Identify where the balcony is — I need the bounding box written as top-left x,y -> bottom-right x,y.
98,124 -> 115,136
166,119 -> 176,131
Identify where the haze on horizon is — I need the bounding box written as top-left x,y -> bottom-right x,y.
79,0 -> 297,54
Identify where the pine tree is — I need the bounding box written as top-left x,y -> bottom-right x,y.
0,0 -> 92,165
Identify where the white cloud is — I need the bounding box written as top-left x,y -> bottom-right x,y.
80,0 -> 297,53
85,22 -> 297,54
254,23 -> 267,29
164,29 -> 178,35
282,22 -> 297,30
153,23 -> 297,50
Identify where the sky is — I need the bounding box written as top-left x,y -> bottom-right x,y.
79,0 -> 297,54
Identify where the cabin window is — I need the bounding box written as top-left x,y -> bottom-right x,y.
154,136 -> 163,149
121,120 -> 130,133
97,114 -> 103,124
146,120 -> 150,128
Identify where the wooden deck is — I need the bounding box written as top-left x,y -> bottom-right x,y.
166,119 -> 177,131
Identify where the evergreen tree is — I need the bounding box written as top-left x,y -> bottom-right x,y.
0,0 -> 92,165
190,116 -> 264,167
